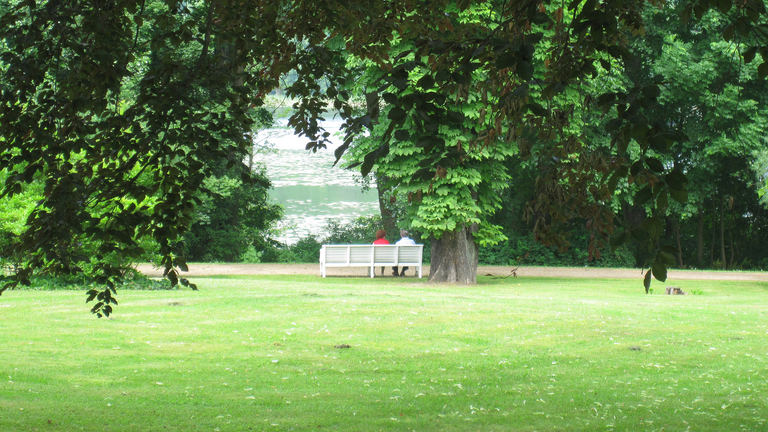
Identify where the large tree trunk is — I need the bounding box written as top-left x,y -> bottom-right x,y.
429,224 -> 479,283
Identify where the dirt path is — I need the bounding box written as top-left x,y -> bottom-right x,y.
135,263 -> 768,282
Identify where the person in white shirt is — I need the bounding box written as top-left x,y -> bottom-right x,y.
392,229 -> 416,276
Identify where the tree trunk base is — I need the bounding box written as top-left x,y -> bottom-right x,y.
428,224 -> 478,284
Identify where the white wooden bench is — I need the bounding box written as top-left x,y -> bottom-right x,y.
319,244 -> 424,278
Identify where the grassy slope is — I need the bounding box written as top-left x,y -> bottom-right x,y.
1,275 -> 766,431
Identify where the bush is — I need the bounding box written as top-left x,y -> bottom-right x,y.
288,236 -> 324,263
13,269 -> 169,291
240,245 -> 263,263
263,236 -> 323,264
478,233 -> 636,268
323,216 -> 382,244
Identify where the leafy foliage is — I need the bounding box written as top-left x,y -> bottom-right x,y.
182,163 -> 282,263
478,233 -> 635,268
3,0 -> 768,313
0,0 -> 292,314
322,215 -> 384,245
26,272 -> 168,291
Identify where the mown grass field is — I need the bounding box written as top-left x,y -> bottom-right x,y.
1,273 -> 766,431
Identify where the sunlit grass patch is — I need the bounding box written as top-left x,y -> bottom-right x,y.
1,275 -> 767,431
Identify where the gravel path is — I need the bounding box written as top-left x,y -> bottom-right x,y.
135,263 -> 768,282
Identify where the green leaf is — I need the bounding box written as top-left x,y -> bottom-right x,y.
642,216 -> 665,240
516,61 -> 534,81
446,111 -> 464,124
526,32 -> 544,45
659,251 -> 676,266
644,269 -> 652,293
598,92 -> 617,106
605,118 -> 623,133
526,103 -> 547,116
661,245 -> 678,255
656,190 -> 669,211
383,93 -> 398,104
646,158 -> 664,173
651,260 -> 667,282
629,114 -> 647,126
417,75 -> 434,89
365,92 -> 379,110
388,107 -> 407,122
334,143 -> 350,162
743,47 -> 758,64
723,24 -> 735,42
718,0 -> 733,13
529,12 -> 549,24
665,171 -> 688,191
634,186 -> 653,205
642,84 -> 660,98
496,51 -> 516,69
631,228 -> 649,242
681,4 -> 693,23
435,69 -> 451,82
669,187 -> 688,203
86,289 -> 98,303
394,129 -> 410,141
511,84 -> 529,98
693,4 -> 706,20
610,230 -> 629,251
758,61 -> 768,80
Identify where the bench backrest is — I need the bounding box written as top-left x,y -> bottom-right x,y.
321,244 -> 423,265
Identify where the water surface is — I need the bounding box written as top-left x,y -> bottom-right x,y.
253,120 -> 378,244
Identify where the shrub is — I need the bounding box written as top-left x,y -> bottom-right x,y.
478,233 -> 636,268
16,270 -> 169,291
240,246 -> 263,263
268,235 -> 323,263
323,216 -> 382,244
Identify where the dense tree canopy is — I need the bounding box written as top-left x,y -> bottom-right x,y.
1,0 -> 768,314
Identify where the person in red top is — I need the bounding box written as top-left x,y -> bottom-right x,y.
372,229 -> 389,276
373,229 -> 389,245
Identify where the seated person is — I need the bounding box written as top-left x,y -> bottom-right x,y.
373,229 -> 389,275
392,229 -> 416,276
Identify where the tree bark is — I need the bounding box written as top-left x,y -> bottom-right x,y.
729,228 -> 735,269
696,207 -> 704,267
729,202 -> 736,269
710,196 -> 716,264
674,217 -> 683,267
720,195 -> 726,269
429,224 -> 479,283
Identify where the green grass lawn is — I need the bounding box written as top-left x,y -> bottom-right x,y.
1,274 -> 766,431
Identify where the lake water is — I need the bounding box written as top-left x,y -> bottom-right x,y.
253,119 -> 379,244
